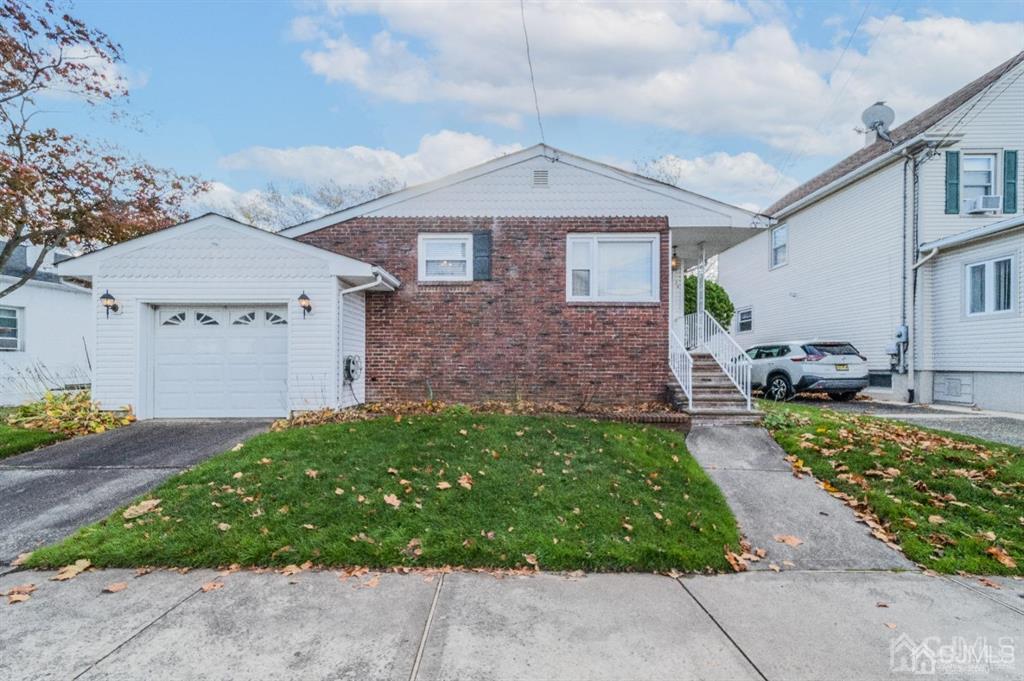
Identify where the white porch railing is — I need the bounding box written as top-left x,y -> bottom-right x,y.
669,329 -> 693,410
684,311 -> 753,411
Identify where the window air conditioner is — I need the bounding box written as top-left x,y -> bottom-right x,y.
963,195 -> 1002,214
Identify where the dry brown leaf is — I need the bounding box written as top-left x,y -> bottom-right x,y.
334,487 -> 345,495
977,577 -> 1002,589
103,582 -> 128,594
123,499 -> 161,520
773,534 -> 803,547
383,494 -> 401,508
200,581 -> 223,592
280,564 -> 303,576
230,443 -> 245,452
51,559 -> 91,581
11,552 -> 31,566
258,457 -> 272,465
305,469 -> 318,479
217,523 -> 231,532
986,546 -> 1017,569
232,472 -> 243,479
5,583 -> 36,604
523,553 -> 539,569
927,515 -> 945,525
724,547 -> 747,573
436,481 -> 452,490
768,563 -> 781,572
7,593 -> 30,604
402,538 -> 423,559
458,473 -> 474,490
362,574 -> 381,588
884,623 -> 897,630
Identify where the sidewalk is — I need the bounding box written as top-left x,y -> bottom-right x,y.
1,567 -> 1020,680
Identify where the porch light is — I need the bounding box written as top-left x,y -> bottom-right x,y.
298,291 -> 312,318
671,246 -> 680,271
99,290 -> 119,318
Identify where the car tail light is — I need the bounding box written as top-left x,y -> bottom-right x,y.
793,353 -> 825,362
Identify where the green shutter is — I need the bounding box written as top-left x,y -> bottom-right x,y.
1003,150 -> 1018,213
945,151 -> 960,214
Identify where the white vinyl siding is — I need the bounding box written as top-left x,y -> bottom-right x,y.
770,225 -> 788,268
418,234 -> 472,282
340,288 -> 366,408
964,256 -> 1014,316
920,60 -> 1024,241
0,306 -> 20,351
917,229 -> 1023,373
718,161 -> 904,372
566,233 -> 659,303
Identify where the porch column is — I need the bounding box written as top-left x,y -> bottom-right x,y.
696,242 -> 706,346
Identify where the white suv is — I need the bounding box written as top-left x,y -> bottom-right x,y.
746,341 -> 870,401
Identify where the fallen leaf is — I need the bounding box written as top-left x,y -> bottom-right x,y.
7,593 -> 30,604
402,538 -> 423,559
876,601 -> 889,608
258,457 -> 272,465
123,499 -> 161,520
230,443 -> 245,452
773,534 -> 803,547
200,581 -> 223,592
51,559 -> 91,581
458,473 -> 473,490
103,582 -> 128,594
334,488 -> 345,495
302,523 -> 316,530
523,553 -> 539,569
928,515 -> 945,525
653,512 -> 663,520
232,472 -> 243,479
458,429 -> 468,436
217,523 -> 231,532
5,584 -> 36,604
305,469 -> 318,479
280,564 -> 303,576
768,563 -> 781,572
383,493 -> 401,508
362,574 -> 381,589
436,481 -> 452,490
11,552 -> 31,566
884,623 -> 897,630
986,546 -> 1017,569
977,577 -> 1002,589
724,547 -> 747,573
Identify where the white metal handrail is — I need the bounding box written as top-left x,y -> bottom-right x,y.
697,311 -> 752,410
668,329 -> 693,410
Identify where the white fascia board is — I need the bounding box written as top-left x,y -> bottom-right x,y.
281,144 -> 760,236
920,215 -> 1024,253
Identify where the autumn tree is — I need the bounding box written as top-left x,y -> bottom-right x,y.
0,1 -> 205,298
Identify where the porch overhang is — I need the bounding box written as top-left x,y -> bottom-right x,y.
669,224 -> 766,264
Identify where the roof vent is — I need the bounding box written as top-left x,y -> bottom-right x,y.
532,169 -> 549,187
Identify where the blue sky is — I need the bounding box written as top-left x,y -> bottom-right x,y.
64,1 -> 1024,216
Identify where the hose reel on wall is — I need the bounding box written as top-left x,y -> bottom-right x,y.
344,354 -> 363,383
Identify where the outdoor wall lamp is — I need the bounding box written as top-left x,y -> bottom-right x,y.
298,291 -> 312,318
99,290 -> 119,318
671,246 -> 680,271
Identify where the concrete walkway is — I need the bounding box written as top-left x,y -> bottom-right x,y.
686,426 -> 915,571
1,567 -> 1020,680
0,420 -> 270,565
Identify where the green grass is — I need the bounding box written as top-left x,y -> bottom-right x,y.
0,407 -> 66,459
26,412 -> 740,573
763,401 -> 1023,575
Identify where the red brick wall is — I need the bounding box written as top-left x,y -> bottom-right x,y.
299,217 -> 670,406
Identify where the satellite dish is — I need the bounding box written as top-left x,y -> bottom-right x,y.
861,101 -> 895,132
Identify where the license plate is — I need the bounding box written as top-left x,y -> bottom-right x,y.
835,364 -> 848,372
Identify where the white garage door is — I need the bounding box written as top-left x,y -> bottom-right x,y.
153,306 -> 288,418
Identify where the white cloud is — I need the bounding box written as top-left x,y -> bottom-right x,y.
218,129 -> 522,186
635,151 -> 798,211
294,2 -> 1022,156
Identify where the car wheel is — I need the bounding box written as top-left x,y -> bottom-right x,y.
829,392 -> 857,402
766,374 -> 792,401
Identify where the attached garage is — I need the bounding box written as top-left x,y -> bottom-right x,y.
56,214 -> 399,419
153,305 -> 289,418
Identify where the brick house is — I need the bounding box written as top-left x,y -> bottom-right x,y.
58,145 -> 762,419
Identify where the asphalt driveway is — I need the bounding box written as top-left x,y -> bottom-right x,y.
0,420 -> 270,565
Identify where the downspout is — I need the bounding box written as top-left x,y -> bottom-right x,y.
339,272 -> 391,296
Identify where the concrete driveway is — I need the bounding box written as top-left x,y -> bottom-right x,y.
0,420 -> 269,565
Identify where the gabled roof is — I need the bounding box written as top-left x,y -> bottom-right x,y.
56,213 -> 399,288
767,50 -> 1024,217
281,144 -> 759,237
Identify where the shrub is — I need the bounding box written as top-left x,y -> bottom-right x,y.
684,275 -> 735,329
6,391 -> 134,436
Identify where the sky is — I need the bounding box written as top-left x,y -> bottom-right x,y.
61,0 -> 1024,216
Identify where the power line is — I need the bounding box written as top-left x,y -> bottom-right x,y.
520,0 -> 545,144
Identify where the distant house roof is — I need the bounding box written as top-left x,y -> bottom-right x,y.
767,50 -> 1024,217
1,243 -> 61,285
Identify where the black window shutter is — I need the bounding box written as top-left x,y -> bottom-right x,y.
945,151 -> 960,214
472,231 -> 492,281
1003,150 -> 1018,213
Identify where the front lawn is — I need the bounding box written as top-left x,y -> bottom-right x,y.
26,412 -> 740,572
0,407 -> 66,460
764,402 -> 1023,575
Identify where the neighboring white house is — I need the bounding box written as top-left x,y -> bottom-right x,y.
1,244 -> 93,406
718,51 -> 1024,412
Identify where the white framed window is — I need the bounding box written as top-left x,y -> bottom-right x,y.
418,233 -> 473,282
736,307 -> 753,333
566,233 -> 659,303
0,306 -> 21,351
961,153 -> 997,207
770,225 -> 788,269
965,256 -> 1014,316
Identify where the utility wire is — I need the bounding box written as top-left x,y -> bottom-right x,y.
520,0 -> 546,144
